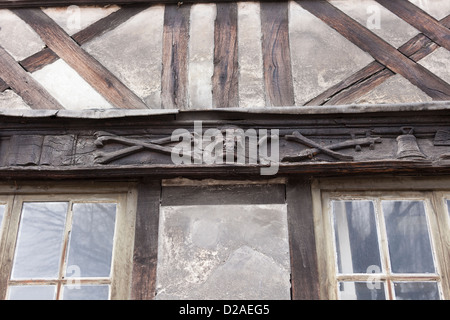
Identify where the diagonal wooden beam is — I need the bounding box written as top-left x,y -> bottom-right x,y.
307,14 -> 450,106
298,0 -> 450,101
306,25 -> 443,105
19,5 -> 149,73
0,78 -> 8,92
13,8 -> 148,109
0,44 -> 64,109
376,0 -> 450,53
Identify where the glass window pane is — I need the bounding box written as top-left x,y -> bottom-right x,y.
447,200 -> 450,223
382,200 -> 435,274
66,203 -> 116,278
394,282 -> 440,300
8,285 -> 56,300
0,205 -> 5,234
332,201 -> 382,274
338,281 -> 386,300
12,202 -> 68,279
62,285 -> 110,300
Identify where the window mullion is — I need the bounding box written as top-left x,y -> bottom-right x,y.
56,200 -> 74,300
0,195 -> 15,299
375,198 -> 394,300
428,192 -> 450,299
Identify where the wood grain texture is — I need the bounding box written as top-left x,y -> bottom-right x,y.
298,0 -> 450,101
0,45 -> 64,109
161,184 -> 286,206
306,14 -> 450,106
376,0 -> 450,52
20,5 -> 149,73
161,4 -> 190,110
286,178 -> 320,300
7,135 -> 44,165
260,2 -> 295,107
40,134 -> 76,166
13,8 -> 149,109
131,180 -> 161,300
0,78 -> 9,92
212,2 -> 239,108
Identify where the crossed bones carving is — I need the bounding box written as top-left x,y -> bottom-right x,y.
94,131 -> 200,164
93,130 -> 382,165
282,131 -> 382,162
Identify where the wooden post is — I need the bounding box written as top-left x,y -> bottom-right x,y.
286,178 -> 321,300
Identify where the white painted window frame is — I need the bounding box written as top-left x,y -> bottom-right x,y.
312,177 -> 450,300
0,182 -> 138,300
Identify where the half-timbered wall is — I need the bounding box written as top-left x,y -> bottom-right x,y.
1,0 -> 450,111
1,0 -> 450,301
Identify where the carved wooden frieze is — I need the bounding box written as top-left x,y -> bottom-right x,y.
1,110 -> 450,178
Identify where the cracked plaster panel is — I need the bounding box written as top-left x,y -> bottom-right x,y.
329,0 -> 420,49
156,204 -> 290,300
42,5 -> 120,36
188,4 -> 216,110
419,47 -> 450,85
289,2 -> 373,105
31,59 -> 113,110
408,0 -> 450,20
237,2 -> 265,108
82,5 -> 164,108
354,74 -> 432,105
0,9 -> 45,61
0,90 -> 32,109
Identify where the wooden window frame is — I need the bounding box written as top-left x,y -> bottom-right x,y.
312,177 -> 450,300
0,182 -> 138,300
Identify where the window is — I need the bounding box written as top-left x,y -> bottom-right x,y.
313,178 -> 450,300
0,184 -> 137,300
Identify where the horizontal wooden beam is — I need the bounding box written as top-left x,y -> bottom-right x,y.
0,161 -> 448,180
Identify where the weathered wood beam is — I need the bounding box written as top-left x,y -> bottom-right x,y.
298,0 -> 450,101
20,4 -> 150,73
212,2 -> 239,108
286,178 -> 320,300
306,12 -> 450,105
260,1 -> 295,107
376,0 -> 450,52
0,45 -> 64,109
131,180 -> 161,300
161,4 -> 191,110
13,8 -> 149,109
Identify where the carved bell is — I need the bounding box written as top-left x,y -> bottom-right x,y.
396,127 -> 426,160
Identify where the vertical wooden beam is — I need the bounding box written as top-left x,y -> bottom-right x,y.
286,178 -> 321,300
161,4 -> 191,110
260,2 -> 295,107
131,180 -> 161,300
212,3 -> 239,108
